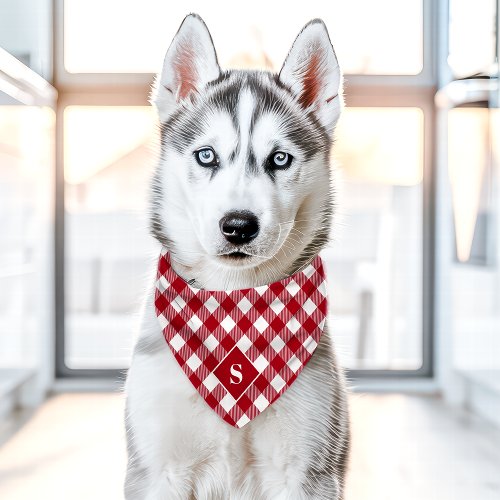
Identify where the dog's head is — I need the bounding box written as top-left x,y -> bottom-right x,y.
151,14 -> 342,286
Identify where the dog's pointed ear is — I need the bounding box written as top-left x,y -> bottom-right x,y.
153,14 -> 220,122
279,19 -> 342,135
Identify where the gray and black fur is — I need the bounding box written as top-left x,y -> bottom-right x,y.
125,14 -> 350,499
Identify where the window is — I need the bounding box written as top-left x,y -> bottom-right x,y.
448,0 -> 497,78
62,0 -> 423,75
63,106 -> 157,368
326,108 -> 424,370
441,88 -> 500,376
0,104 -> 55,370
56,0 -> 434,376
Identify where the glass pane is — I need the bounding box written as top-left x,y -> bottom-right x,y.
64,106 -> 158,369
448,107 -> 500,373
449,0 -> 497,78
0,105 -> 55,369
64,0 -> 423,75
448,108 -> 491,263
323,107 -> 424,370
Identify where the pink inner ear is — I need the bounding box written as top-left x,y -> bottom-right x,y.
174,43 -> 198,100
298,51 -> 324,109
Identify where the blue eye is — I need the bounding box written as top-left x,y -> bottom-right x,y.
269,151 -> 293,169
195,147 -> 218,167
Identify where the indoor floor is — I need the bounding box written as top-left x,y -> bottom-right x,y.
1,393 -> 499,500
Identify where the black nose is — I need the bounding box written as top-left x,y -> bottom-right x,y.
219,211 -> 260,245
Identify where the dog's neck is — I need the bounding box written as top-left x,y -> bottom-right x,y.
159,192 -> 333,291
167,241 -> 318,291
168,257 -> 298,292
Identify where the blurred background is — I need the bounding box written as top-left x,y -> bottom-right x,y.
1,0 -> 499,499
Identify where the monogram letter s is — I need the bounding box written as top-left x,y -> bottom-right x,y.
230,364 -> 243,384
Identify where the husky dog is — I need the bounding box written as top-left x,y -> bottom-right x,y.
125,14 -> 349,500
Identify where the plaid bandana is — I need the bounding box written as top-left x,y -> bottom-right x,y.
154,249 -> 328,428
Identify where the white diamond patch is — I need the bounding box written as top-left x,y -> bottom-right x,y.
303,298 -> 317,316
287,355 -> 302,373
271,374 -> 286,392
203,334 -> 219,352
303,264 -> 315,278
202,372 -> 219,391
186,353 -> 202,371
220,316 -> 236,332
254,316 -> 269,333
254,354 -> 269,373
158,276 -> 170,293
270,336 -> 285,353
254,394 -> 270,411
285,280 -> 300,296
236,414 -> 250,428
237,297 -> 252,314
169,333 -> 185,352
187,314 -> 203,332
204,296 -> 219,314
269,298 -> 285,315
236,334 -> 252,353
220,393 -> 236,412
158,315 -> 169,330
303,335 -> 318,354
286,317 -> 301,334
171,295 -> 186,312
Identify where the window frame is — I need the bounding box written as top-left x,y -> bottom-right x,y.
54,0 -> 436,89
343,89 -> 436,379
53,0 -> 438,379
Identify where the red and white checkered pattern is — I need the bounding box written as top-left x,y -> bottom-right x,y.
154,250 -> 328,428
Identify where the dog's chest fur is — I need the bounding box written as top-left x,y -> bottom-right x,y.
126,286 -> 348,499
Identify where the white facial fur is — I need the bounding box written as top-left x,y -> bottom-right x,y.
163,94 -> 306,255
151,15 -> 342,289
